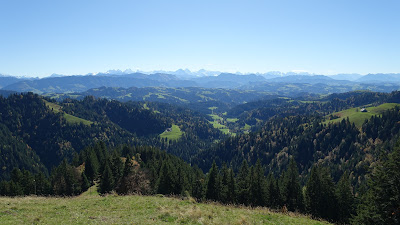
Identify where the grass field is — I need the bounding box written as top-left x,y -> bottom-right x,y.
44,100 -> 93,126
160,124 -> 183,141
44,100 -> 62,113
207,108 -> 239,136
226,118 -> 239,123
242,123 -> 251,131
324,103 -> 399,127
208,106 -> 218,114
0,193 -> 329,225
62,113 -> 93,125
208,114 -> 232,135
209,114 -> 223,121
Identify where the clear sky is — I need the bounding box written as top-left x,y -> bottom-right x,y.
0,0 -> 399,77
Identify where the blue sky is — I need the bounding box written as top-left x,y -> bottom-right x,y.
0,0 -> 399,77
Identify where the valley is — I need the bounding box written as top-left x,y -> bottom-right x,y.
2,1 -> 400,223
1,79 -> 400,224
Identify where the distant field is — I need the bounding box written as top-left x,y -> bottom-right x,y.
143,103 -> 150,110
209,113 -> 223,121
44,100 -> 93,125
242,123 -> 251,132
44,100 -> 62,113
62,113 -> 93,126
160,124 -> 183,141
208,114 -> 232,135
0,193 -> 329,224
324,103 -> 399,127
226,118 -> 239,123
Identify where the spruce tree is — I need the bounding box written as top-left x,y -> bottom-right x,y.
176,165 -> 189,195
305,166 -> 323,217
192,167 -> 205,200
118,155 -> 134,194
0,181 -> 10,196
35,172 -> 51,195
306,165 -> 338,221
99,160 -> 114,194
319,167 -> 337,221
8,181 -> 23,196
336,171 -> 354,224
84,148 -> 99,183
227,167 -> 236,204
205,161 -> 220,201
266,172 -> 281,208
283,157 -> 304,212
237,160 -> 251,205
157,160 -> 175,195
111,149 -> 123,183
250,160 -> 267,206
81,172 -> 90,192
219,163 -> 230,203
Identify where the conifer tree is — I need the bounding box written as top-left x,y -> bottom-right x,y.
227,167 -> 236,204
319,167 -> 337,221
266,172 -> 281,208
305,166 -> 322,217
111,149 -> 123,183
81,172 -> 90,192
35,172 -> 51,195
191,167 -> 205,200
21,169 -> 35,195
336,171 -> 354,224
176,165 -> 189,195
237,160 -> 251,205
353,143 -> 400,225
205,161 -> 220,201
8,181 -> 23,196
305,165 -> 338,221
0,181 -> 9,196
219,163 -> 230,203
157,160 -> 175,195
99,160 -> 114,194
118,154 -> 134,194
84,148 -> 99,183
250,160 -> 267,206
283,157 -> 304,212
51,159 -> 80,196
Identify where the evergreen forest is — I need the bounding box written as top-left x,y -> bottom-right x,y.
1,90 -> 400,224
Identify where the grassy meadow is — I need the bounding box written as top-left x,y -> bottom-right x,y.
324,103 -> 399,127
0,192 -> 329,224
160,124 -> 183,141
44,100 -> 93,125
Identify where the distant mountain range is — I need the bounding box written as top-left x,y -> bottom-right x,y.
1,70 -> 400,94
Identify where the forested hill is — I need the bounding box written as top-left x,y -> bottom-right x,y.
0,93 -> 167,179
0,93 -> 225,180
47,86 -> 270,106
1,90 -> 400,223
60,96 -> 170,136
193,103 -> 400,187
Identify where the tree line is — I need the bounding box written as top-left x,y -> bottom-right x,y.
1,141 -> 399,224
0,142 -> 357,224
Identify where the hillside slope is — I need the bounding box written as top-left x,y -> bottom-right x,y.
324,103 -> 400,127
0,194 -> 329,224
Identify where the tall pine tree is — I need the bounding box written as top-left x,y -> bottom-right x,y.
205,161 -> 220,201
282,157 -> 304,212
237,160 -> 251,205
99,159 -> 114,194
336,171 -> 354,224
